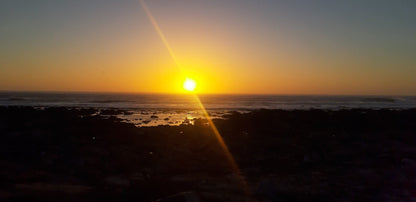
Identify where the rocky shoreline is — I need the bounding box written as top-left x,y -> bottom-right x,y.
1,106 -> 416,201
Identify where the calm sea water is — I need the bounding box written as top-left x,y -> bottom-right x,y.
1,92 -> 415,126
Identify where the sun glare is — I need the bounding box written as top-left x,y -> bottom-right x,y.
183,78 -> 197,92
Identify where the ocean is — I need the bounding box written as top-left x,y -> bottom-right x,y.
1,92 -> 415,126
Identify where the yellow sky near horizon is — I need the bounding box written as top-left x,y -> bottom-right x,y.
0,0 -> 415,95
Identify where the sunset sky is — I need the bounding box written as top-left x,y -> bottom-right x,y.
1,0 -> 415,95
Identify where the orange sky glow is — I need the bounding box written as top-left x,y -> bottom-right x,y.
0,0 -> 415,95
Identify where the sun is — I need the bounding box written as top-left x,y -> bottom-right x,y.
183,78 -> 197,92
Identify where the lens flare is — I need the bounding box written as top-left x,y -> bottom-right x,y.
139,0 -> 252,198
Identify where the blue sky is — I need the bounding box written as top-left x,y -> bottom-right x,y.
1,0 -> 415,94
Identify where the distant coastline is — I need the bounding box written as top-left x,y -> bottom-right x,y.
1,92 -> 415,126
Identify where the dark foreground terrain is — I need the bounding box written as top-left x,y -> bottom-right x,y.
1,106 -> 416,201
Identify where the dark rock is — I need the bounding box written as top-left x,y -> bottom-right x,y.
1,106 -> 416,201
256,178 -> 280,201
104,177 -> 130,187
153,191 -> 201,202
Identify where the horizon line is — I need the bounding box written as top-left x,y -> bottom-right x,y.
0,90 -> 414,97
